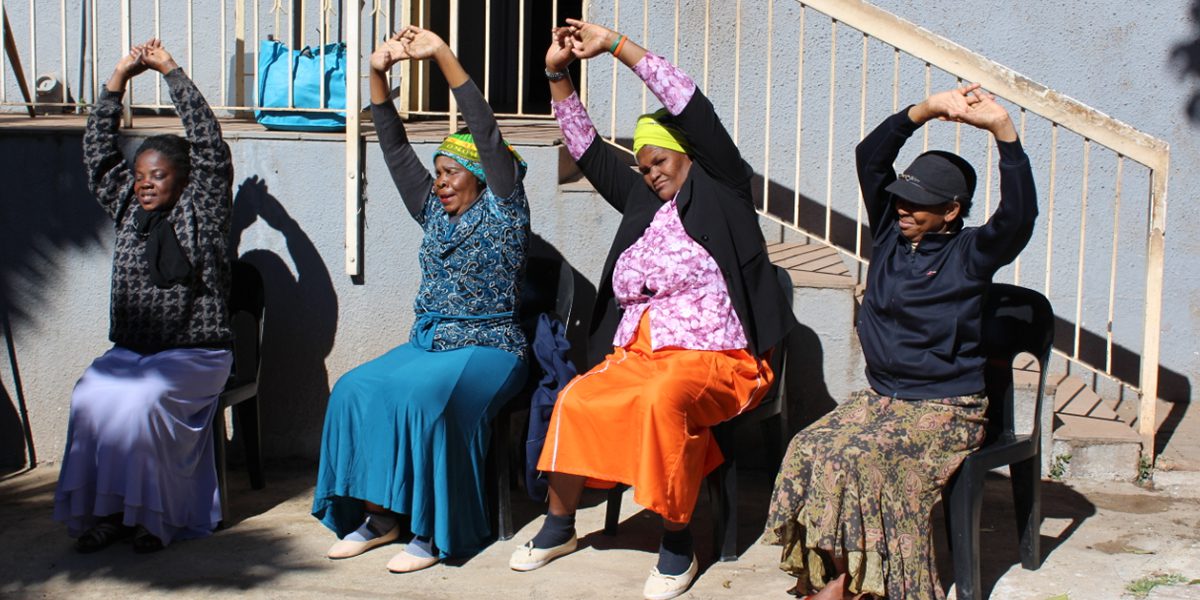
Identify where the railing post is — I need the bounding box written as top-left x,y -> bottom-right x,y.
1138,161 -> 1169,460
120,0 -> 131,126
448,0 -> 458,134
345,0 -> 363,277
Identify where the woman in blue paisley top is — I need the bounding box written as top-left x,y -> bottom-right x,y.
312,26 -> 530,572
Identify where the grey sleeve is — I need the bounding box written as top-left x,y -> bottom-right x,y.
371,100 -> 433,220
451,79 -> 517,198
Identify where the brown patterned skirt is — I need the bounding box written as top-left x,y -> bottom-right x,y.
763,389 -> 988,599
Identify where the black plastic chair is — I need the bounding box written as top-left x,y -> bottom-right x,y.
603,264 -> 793,561
489,256 -> 575,541
213,259 -> 267,526
943,283 -> 1054,600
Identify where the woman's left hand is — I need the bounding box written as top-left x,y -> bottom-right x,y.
139,38 -> 180,74
398,25 -> 448,61
546,27 -> 577,71
563,18 -> 619,61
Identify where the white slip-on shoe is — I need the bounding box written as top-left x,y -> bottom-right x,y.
385,548 -> 440,573
508,534 -> 579,571
642,556 -> 699,600
326,524 -> 401,559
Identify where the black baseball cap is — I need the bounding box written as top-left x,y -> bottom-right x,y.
885,150 -> 976,207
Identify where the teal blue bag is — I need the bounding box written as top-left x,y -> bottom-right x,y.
256,40 -> 346,131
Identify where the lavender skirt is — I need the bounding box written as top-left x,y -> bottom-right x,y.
53,346 -> 233,545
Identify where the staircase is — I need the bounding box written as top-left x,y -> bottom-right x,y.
1047,371 -> 1143,480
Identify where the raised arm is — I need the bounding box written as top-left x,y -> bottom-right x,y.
943,92 -> 1036,274
545,26 -> 640,212
855,108 -> 919,235
401,25 -> 519,199
369,31 -> 433,220
563,19 -> 753,190
856,84 -> 992,234
83,45 -> 149,220
141,40 -> 232,219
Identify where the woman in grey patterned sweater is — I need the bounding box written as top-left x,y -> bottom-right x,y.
53,39 -> 235,554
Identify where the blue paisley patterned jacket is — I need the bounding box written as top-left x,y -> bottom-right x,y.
371,79 -> 530,361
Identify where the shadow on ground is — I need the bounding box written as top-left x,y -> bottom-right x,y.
0,460 -> 322,595
934,473 -> 1097,598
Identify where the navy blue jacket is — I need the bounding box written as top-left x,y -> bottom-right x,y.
855,108 -> 1037,399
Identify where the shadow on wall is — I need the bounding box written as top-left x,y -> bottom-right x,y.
1171,0 -> 1200,122
230,176 -> 337,459
0,131 -> 106,470
0,135 -> 108,326
782,323 -> 838,437
527,232 -> 597,371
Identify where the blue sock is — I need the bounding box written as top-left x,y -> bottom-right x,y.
342,511 -> 397,543
531,512 -> 576,549
404,534 -> 436,558
657,527 -> 693,575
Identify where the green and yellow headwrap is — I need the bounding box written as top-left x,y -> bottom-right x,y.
433,132 -> 527,184
632,109 -> 691,156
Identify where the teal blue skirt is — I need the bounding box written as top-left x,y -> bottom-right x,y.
312,342 -> 527,557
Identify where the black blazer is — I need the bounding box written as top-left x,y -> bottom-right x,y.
576,88 -> 797,366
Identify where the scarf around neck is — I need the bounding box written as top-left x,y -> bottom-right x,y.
132,206 -> 192,288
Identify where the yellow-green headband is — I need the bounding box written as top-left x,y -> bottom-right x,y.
632,109 -> 691,156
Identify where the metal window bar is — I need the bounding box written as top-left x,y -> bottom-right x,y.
761,0 -> 775,215
1,0 -> 7,102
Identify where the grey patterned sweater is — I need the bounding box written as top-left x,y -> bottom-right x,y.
83,69 -> 234,353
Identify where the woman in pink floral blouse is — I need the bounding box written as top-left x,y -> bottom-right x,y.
508,19 -> 796,600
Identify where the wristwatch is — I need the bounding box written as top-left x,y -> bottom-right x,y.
545,68 -> 568,82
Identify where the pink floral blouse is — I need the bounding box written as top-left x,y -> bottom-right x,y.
552,52 -> 746,352
611,198 -> 747,351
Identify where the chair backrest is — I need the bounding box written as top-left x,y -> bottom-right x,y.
980,283 -> 1054,444
227,259 -> 266,385
519,256 -> 575,339
742,265 -> 795,419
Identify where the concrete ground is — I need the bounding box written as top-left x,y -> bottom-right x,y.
2,461 -> 1200,600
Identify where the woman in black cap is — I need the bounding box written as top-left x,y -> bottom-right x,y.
764,83 -> 1037,599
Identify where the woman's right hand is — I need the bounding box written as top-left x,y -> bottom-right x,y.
370,31 -> 407,72
546,27 -> 576,71
909,83 -> 983,124
563,18 -> 619,61
114,45 -> 149,81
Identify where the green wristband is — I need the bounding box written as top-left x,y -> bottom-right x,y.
609,35 -> 624,54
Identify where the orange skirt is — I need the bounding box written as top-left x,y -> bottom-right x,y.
536,312 -> 773,523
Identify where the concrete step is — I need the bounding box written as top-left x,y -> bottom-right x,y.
767,242 -> 866,434
1011,354 -> 1142,481
1049,372 -> 1141,481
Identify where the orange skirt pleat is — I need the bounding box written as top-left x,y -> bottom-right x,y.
536,312 -> 773,523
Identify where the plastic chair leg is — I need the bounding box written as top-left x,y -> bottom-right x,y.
495,410 -> 514,541
236,397 -> 265,490
761,416 -> 784,477
604,486 -> 624,535
213,406 -> 230,527
1010,455 -> 1042,570
707,459 -> 738,562
947,464 -> 985,600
